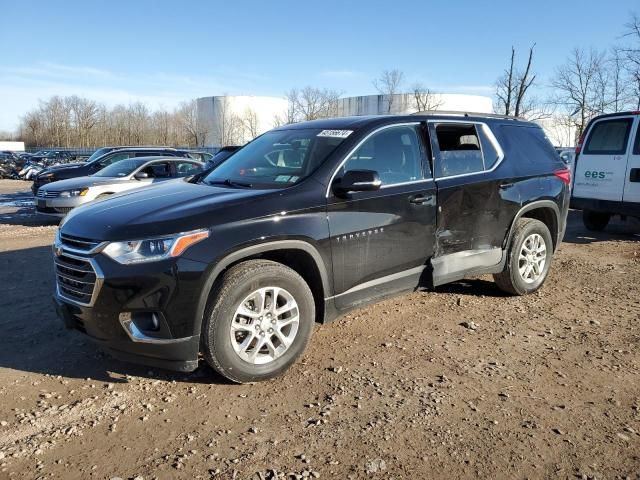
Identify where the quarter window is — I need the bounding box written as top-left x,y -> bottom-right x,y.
341,125 -> 425,185
584,119 -> 632,155
634,123 -> 640,155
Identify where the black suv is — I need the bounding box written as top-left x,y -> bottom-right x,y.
53,114 -> 570,382
32,147 -> 194,193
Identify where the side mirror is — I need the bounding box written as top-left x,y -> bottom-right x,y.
134,172 -> 150,180
333,170 -> 381,196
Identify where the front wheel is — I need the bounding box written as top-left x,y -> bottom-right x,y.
494,218 -> 553,296
202,260 -> 315,383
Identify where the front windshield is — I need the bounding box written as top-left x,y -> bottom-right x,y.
92,159 -> 146,177
202,128 -> 350,188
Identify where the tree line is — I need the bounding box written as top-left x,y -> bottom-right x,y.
495,12 -> 640,137
7,12 -> 640,148
14,97 -> 209,149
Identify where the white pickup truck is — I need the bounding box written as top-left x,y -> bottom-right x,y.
571,111 -> 640,231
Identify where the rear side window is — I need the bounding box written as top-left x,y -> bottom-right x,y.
634,123 -> 640,155
430,123 -> 501,177
584,119 -> 632,155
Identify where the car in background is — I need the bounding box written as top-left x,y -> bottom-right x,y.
32,147 -> 195,194
36,156 -> 203,217
0,151 -> 19,161
555,148 -> 575,178
571,111 -> 640,231
186,151 -> 215,163
205,146 -> 241,169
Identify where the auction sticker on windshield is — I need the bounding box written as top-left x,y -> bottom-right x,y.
317,130 -> 352,138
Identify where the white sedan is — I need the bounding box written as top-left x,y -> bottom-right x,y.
35,156 -> 204,217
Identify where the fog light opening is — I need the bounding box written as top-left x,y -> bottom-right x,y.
120,311 -> 161,334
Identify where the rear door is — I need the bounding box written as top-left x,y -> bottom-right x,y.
428,120 -> 506,251
573,116 -> 634,201
622,117 -> 640,203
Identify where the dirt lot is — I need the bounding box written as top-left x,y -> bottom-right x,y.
0,178 -> 639,480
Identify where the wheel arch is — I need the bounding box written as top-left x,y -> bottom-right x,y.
505,201 -> 561,252
194,240 -> 331,337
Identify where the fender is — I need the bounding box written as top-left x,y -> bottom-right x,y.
503,200 -> 561,252
192,239 -> 331,336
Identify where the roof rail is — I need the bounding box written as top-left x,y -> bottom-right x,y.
411,110 -> 525,120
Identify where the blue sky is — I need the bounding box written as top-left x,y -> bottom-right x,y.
1,0 -> 637,131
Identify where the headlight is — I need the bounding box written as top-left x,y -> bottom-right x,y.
102,229 -> 209,264
40,173 -> 54,179
59,188 -> 88,198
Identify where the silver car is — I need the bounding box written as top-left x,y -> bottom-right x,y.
35,156 -> 203,217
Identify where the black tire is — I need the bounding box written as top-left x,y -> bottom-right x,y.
493,218 -> 553,296
582,210 -> 610,231
202,260 -> 315,383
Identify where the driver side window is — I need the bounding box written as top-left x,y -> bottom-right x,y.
342,125 -> 425,185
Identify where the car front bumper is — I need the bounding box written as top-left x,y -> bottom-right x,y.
53,249 -> 210,372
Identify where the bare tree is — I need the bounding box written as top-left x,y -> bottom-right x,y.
622,13 -> 640,109
177,100 -> 209,147
240,108 -> 259,140
550,48 -> 607,136
494,45 -> 537,117
287,87 -> 342,121
411,83 -> 443,112
373,69 -> 404,113
214,96 -> 241,146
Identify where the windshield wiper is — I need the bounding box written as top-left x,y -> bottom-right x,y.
205,178 -> 253,188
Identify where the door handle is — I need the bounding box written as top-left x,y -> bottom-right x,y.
500,182 -> 515,189
409,195 -> 432,205
630,168 -> 640,182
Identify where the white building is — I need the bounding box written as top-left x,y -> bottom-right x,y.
196,92 -> 500,147
337,93 -> 493,116
197,95 -> 288,147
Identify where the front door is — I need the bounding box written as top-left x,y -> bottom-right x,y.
622,117 -> 640,203
327,123 -> 437,309
574,116 -> 634,202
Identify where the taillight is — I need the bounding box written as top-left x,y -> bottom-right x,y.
554,168 -> 571,185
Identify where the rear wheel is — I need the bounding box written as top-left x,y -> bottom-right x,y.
582,210 -> 610,231
202,260 -> 315,383
494,218 -> 553,296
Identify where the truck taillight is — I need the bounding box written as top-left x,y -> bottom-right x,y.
554,168 -> 571,185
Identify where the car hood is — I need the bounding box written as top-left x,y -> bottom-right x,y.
61,179 -> 279,241
46,162 -> 84,170
39,163 -> 88,176
41,176 -> 129,191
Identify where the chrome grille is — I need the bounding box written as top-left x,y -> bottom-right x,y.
60,233 -> 102,252
37,190 -> 61,198
54,252 -> 98,306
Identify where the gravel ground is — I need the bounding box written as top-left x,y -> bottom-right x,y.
0,179 -> 639,480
